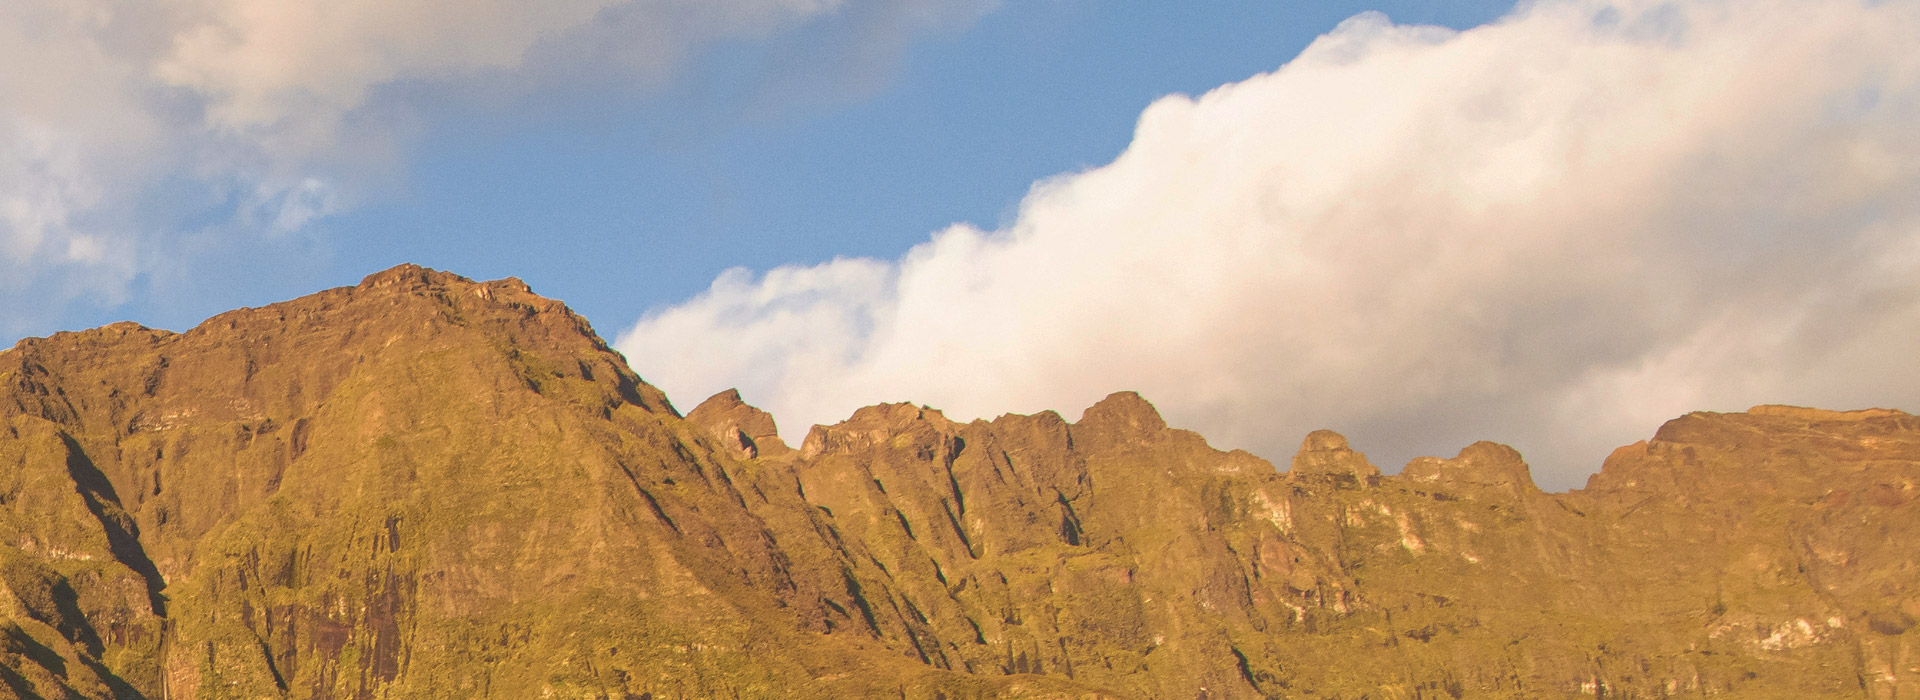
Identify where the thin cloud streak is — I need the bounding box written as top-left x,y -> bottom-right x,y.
0,0 -> 992,338
617,0 -> 1920,489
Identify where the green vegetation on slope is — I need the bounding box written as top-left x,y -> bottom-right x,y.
0,265 -> 1914,700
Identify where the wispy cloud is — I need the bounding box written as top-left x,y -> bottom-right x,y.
617,0 -> 1920,488
0,0 -> 993,337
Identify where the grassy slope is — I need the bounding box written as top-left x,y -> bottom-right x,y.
0,266 -> 1914,699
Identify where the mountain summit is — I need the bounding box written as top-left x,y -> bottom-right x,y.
2,266 -> 1914,699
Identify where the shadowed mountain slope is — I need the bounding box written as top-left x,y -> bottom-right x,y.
0,265 -> 1914,699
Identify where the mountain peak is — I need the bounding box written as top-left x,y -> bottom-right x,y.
686,388 -> 791,459
1746,403 -> 1909,422
1401,441 -> 1538,498
1071,391 -> 1168,452
356,262 -> 470,290
799,402 -> 956,458
5,269 -> 1916,700
351,264 -> 551,308
1289,429 -> 1381,487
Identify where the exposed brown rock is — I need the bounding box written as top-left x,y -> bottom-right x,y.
1288,429 -> 1381,487
1401,440 -> 1538,499
0,265 -> 1091,699
2,266 -> 1915,700
1070,391 -> 1167,452
799,401 -> 958,459
686,388 -> 792,459
1746,403 -> 1907,421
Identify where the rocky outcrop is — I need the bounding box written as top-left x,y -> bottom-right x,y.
1288,429 -> 1381,487
686,388 -> 793,459
0,265 -> 1107,700
1400,441 -> 1539,501
0,265 -> 1914,700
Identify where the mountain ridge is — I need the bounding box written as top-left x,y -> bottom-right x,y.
0,264 -> 1914,699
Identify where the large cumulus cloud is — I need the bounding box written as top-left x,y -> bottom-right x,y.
617,0 -> 1920,488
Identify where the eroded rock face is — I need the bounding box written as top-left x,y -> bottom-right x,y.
1400,441 -> 1538,501
0,266 -> 1112,700
1,265 -> 1914,700
1289,429 -> 1382,487
686,388 -> 792,459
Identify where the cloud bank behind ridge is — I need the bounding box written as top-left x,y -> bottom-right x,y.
617,0 -> 1920,489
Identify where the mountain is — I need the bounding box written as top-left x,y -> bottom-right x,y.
0,265 -> 1913,700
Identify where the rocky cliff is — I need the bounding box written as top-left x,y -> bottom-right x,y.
0,265 -> 1913,700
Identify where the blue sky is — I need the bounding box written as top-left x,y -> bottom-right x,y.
7,0 -> 1919,488
16,0 -> 1511,339
348,0 -> 1514,330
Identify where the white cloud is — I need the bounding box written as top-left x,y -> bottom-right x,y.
148,0 -> 874,153
0,0 -> 992,337
617,0 -> 1920,489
